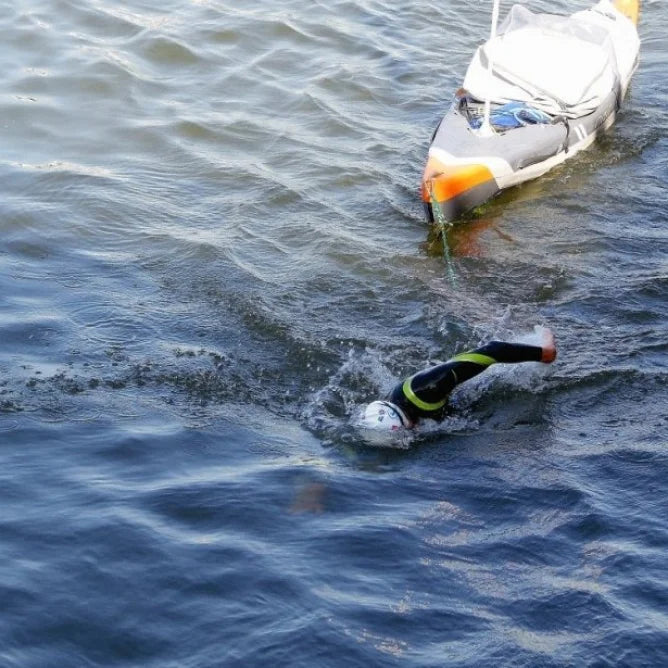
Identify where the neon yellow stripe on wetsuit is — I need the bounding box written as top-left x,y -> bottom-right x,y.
451,353 -> 496,366
402,352 -> 497,412
402,377 -> 448,412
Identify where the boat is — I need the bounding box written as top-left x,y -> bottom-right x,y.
421,0 -> 641,224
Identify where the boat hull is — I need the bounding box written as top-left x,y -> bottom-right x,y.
422,0 -> 640,224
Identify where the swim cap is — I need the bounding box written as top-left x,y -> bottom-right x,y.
360,401 -> 410,431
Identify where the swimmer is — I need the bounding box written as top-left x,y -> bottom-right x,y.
360,328 -> 556,431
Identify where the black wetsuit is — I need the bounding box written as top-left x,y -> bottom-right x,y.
388,341 -> 543,424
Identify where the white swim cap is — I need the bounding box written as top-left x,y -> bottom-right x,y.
360,401 -> 410,431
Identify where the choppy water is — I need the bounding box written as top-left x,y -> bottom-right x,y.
1,0 -> 667,665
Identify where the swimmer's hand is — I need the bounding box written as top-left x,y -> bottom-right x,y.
540,328 -> 557,363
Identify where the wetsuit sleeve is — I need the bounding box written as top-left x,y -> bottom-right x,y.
444,340 -> 543,385
392,340 -> 543,420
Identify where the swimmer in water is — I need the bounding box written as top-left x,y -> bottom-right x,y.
360,328 -> 557,431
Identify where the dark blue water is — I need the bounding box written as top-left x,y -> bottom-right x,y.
1,0 -> 667,665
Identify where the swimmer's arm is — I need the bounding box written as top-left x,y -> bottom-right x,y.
447,332 -> 556,385
469,341 -> 543,364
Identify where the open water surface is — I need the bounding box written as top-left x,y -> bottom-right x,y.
1,0 -> 667,665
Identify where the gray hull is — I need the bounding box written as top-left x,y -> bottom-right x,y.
423,86 -> 621,224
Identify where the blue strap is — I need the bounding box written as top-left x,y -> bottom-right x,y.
470,102 -> 552,130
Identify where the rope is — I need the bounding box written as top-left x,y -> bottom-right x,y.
428,180 -> 457,287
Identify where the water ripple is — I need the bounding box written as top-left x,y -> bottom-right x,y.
1,0 -> 668,665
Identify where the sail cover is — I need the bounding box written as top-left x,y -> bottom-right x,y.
463,0 -> 639,119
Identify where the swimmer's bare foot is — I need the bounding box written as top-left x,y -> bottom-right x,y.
540,328 -> 557,363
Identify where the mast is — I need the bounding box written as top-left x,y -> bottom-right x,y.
478,0 -> 501,137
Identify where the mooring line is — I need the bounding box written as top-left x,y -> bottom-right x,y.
428,181 -> 457,286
